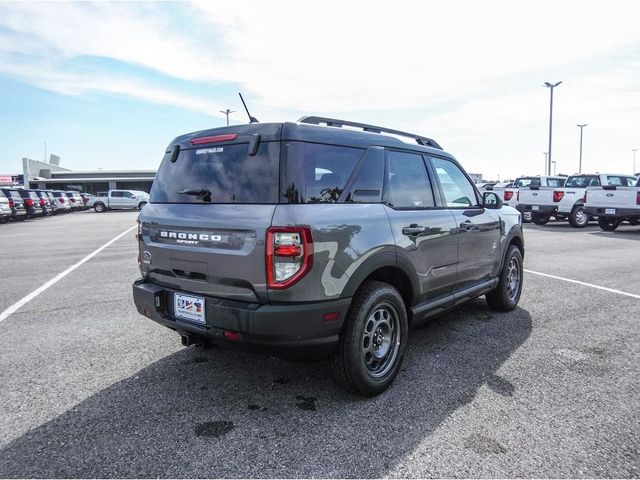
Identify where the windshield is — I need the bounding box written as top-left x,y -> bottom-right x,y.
565,176 -> 599,187
151,142 -> 279,204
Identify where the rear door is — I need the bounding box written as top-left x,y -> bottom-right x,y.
383,150 -> 458,302
429,156 -> 501,289
140,138 -> 281,304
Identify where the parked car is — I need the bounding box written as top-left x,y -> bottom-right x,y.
51,190 -> 72,212
16,189 -> 40,218
0,190 -> 13,223
132,116 -> 525,396
585,176 -> 640,231
0,188 -> 28,221
498,176 -> 566,223
64,191 -> 84,211
89,189 -> 150,212
34,190 -> 55,216
517,173 -> 635,227
80,193 -> 93,209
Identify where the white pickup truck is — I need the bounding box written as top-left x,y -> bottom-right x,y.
88,189 -> 150,213
517,173 -> 637,228
494,176 -> 566,223
585,177 -> 640,231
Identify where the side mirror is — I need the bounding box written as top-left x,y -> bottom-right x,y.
483,191 -> 503,209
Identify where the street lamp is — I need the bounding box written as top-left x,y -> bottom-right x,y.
219,109 -> 235,126
551,160 -> 557,176
577,124 -> 588,173
633,149 -> 638,175
543,152 -> 548,174
544,81 -> 562,175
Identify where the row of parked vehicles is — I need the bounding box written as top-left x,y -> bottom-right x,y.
0,188 -> 93,222
484,173 -> 640,231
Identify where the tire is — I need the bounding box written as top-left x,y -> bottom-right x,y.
138,201 -> 148,210
486,245 -> 523,312
94,202 -> 106,213
522,211 -> 532,223
628,218 -> 640,226
531,212 -> 550,225
598,217 -> 620,231
329,281 -> 408,397
569,206 -> 589,228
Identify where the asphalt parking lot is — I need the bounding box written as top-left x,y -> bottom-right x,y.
0,213 -> 638,478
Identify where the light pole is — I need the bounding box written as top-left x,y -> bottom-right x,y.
219,109 -> 235,126
544,81 -> 562,175
543,152 -> 548,173
577,124 -> 587,173
633,149 -> 638,174
551,160 -> 557,176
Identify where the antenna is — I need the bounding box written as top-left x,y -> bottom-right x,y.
238,93 -> 259,123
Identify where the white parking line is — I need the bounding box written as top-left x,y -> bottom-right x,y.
525,269 -> 640,299
0,225 -> 137,323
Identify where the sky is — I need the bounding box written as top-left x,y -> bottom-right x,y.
0,0 -> 639,180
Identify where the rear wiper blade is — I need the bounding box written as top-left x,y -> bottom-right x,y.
177,188 -> 211,197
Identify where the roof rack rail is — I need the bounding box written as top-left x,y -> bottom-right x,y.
297,116 -> 442,150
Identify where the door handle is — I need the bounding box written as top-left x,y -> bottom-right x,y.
460,220 -> 475,231
402,224 -> 426,236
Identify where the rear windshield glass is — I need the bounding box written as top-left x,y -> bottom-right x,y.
565,176 -> 599,187
281,142 -> 364,203
151,142 -> 279,204
514,177 -> 540,188
546,178 -> 566,187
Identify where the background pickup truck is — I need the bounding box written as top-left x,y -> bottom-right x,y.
585,177 -> 640,231
494,176 -> 566,223
88,189 -> 150,213
517,173 -> 637,228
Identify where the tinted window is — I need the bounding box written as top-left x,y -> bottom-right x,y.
565,176 -> 600,187
387,151 -> 434,209
431,157 -> 479,207
546,178 -> 566,187
151,142 -> 279,204
282,142 -> 363,203
111,191 -> 124,198
607,176 -> 637,186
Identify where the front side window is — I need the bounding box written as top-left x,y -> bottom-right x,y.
431,157 -> 479,208
386,151 -> 435,209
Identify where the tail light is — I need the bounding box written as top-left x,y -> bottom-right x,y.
553,191 -> 564,202
136,221 -> 142,241
637,191 -> 640,206
266,226 -> 313,289
584,191 -> 588,203
39,197 -> 45,206
190,133 -> 238,145
59,197 -> 65,203
25,198 -> 34,207
504,191 -> 513,201
516,190 -> 520,201
70,197 -> 76,203
8,199 -> 14,208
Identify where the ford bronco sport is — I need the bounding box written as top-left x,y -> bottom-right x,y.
133,117 -> 525,396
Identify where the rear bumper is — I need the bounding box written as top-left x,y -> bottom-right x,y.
132,279 -> 351,360
586,206 -> 640,218
516,204 -> 557,214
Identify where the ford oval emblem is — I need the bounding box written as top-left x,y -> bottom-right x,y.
606,193 -> 614,197
143,251 -> 152,260
532,193 -> 538,196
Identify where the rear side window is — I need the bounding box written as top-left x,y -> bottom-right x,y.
606,176 -> 636,186
151,142 -> 280,204
565,176 -> 599,187
281,142 -> 364,203
387,151 -> 435,209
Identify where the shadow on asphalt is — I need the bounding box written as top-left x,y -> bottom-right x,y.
0,300 -> 532,478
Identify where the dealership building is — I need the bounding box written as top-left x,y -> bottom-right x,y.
0,158 -> 155,194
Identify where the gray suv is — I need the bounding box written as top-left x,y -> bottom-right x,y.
133,117 -> 524,396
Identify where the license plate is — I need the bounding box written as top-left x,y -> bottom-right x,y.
605,208 -> 616,215
532,205 -> 540,211
174,293 -> 206,324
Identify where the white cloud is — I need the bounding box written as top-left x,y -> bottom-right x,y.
0,1 -> 639,177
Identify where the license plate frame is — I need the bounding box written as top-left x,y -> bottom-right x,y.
174,293 -> 206,324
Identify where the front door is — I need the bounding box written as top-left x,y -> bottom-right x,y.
429,156 -> 501,289
384,150 -> 458,303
